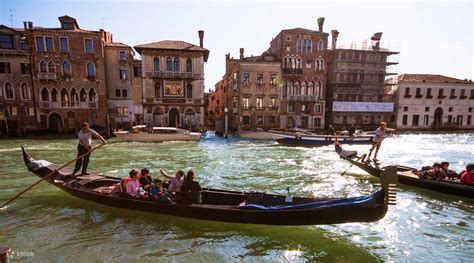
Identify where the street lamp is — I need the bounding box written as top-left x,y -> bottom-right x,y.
224,106 -> 228,138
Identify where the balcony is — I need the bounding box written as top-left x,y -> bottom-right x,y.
38,73 -> 57,80
282,68 -> 303,75
39,101 -> 50,109
415,94 -> 422,98
288,95 -> 318,102
151,71 -> 201,79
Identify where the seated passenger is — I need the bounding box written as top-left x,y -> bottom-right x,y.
179,170 -> 202,204
441,162 -> 458,180
125,169 -> 141,196
160,169 -> 185,192
139,168 -> 153,193
150,179 -> 172,202
459,163 -> 474,185
417,163 -> 446,181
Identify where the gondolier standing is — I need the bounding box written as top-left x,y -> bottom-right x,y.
72,122 -> 107,175
367,122 -> 395,163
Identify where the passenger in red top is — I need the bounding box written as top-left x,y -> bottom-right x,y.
459,163 -> 474,185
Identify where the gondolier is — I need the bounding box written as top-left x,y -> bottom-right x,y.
366,122 -> 395,163
72,122 -> 107,176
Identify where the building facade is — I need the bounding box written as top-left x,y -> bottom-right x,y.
134,31 -> 209,129
326,31 -> 399,130
207,79 -> 225,131
390,74 -> 474,130
0,25 -> 36,135
25,16 -> 109,133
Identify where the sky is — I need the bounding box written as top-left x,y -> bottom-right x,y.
0,0 -> 472,91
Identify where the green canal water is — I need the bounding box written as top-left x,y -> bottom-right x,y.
0,133 -> 473,262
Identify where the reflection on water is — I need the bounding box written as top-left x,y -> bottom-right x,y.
0,132 -> 473,262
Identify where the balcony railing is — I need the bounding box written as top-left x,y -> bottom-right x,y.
151,71 -> 201,79
288,95 -> 318,102
38,73 -> 57,80
282,68 -> 303,75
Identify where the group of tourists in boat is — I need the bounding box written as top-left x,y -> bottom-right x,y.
413,162 -> 474,185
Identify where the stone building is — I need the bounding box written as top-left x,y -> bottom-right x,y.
326,32 -> 399,130
207,79 -> 226,131
105,42 -> 140,130
388,74 -> 474,130
222,49 -> 281,131
134,31 -> 209,128
266,18 -> 330,130
0,25 -> 36,135
25,16 -> 109,133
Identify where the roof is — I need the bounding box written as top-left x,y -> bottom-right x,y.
134,40 -> 209,61
106,42 -> 131,48
58,15 -> 80,29
398,74 -> 473,84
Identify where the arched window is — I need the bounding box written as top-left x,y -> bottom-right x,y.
21,83 -> 31,100
291,57 -> 296,69
297,39 -> 303,52
153,57 -> 160,72
86,62 -> 95,77
305,81 -> 310,95
61,88 -> 69,107
309,81 -> 315,96
297,57 -> 302,69
51,88 -> 58,102
166,57 -> 173,71
320,59 -> 324,70
41,87 -> 49,101
62,61 -> 71,77
79,88 -> 87,102
283,57 -> 288,68
186,58 -> 192,73
39,61 -> 47,73
295,81 -> 301,95
306,39 -> 312,53
316,81 -> 322,99
301,81 -> 306,95
48,61 -> 55,73
318,40 -> 324,51
302,39 -> 307,52
88,88 -> 97,101
71,88 -> 78,106
316,59 -> 320,71
173,58 -> 180,72
4,82 -> 14,99
288,81 -> 294,95
281,81 -> 287,98
154,81 -> 161,98
187,84 -> 193,98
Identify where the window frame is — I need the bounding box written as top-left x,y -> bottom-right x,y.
60,37 -> 69,52
84,38 -> 94,53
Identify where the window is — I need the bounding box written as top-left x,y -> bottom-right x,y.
232,96 -> 238,109
269,97 -> 276,109
27,107 -> 35,116
243,97 -> 249,110
256,98 -> 263,109
438,88 -> 445,98
7,106 -> 17,116
242,72 -> 250,85
243,116 -> 250,125
186,58 -> 192,73
20,41 -> 28,50
51,88 -> 58,102
71,89 -> 79,106
119,51 -> 126,60
86,62 -> 95,77
48,61 -> 55,73
187,84 -> 193,98
21,83 -> 31,100
257,74 -> 264,86
80,89 -> 87,102
471,89 -> 474,98
281,81 -> 287,99
461,89 -> 466,98
61,88 -> 69,107
306,39 -> 312,53
448,107 -> 453,112
45,37 -> 54,51
36,37 -> 45,51
425,107 -> 430,112
166,57 -> 173,71
427,88 -> 432,98
133,66 -> 141,77
122,89 -> 128,98
403,106 -> 408,112
450,89 -> 456,98
424,115 -> 429,126
39,61 -> 47,73
297,39 -> 303,52
447,115 -> 452,124
0,62 -> 11,74
89,88 -> 97,101
402,115 -> 408,125
117,107 -> 129,117
269,116 -> 276,125
469,107 -> 473,112
115,89 -> 121,97
301,104 -> 307,112
84,39 -> 93,53
173,58 -> 180,72
41,88 -> 49,101
154,57 -> 160,72
315,104 -> 321,113
21,63 -> 30,75
62,61 -> 71,77
119,69 -> 127,80
232,72 -> 238,90
286,36 -> 291,41
57,37 -> 68,52
270,74 -> 277,86
154,82 -> 161,98
62,23 -> 74,30
288,103 -> 294,112
416,88 -> 421,97
412,115 -> 419,126
317,40 -> 323,50
0,34 -> 15,49
257,116 -> 263,126
404,87 -> 410,97
4,82 -> 14,99
468,115 -> 472,125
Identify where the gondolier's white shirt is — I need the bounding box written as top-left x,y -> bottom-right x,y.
78,129 -> 98,147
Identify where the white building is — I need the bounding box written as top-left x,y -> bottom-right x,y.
390,74 -> 474,130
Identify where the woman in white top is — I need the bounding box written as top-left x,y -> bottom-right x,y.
160,169 -> 185,192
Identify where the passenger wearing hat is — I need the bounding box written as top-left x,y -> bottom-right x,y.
139,168 -> 153,193
460,163 -> 474,185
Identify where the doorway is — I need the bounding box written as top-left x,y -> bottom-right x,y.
48,112 -> 63,133
168,108 -> 180,128
433,107 -> 443,129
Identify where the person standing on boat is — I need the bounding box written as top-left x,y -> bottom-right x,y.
72,122 -> 107,176
366,122 -> 395,162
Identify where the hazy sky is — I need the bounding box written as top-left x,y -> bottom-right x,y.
1,0 -> 472,91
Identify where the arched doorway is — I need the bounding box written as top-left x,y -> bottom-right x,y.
169,108 -> 180,128
48,112 -> 63,133
434,107 -> 443,129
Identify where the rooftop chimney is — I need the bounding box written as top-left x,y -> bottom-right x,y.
331,30 -> 339,50
239,48 -> 244,60
198,30 -> 204,48
225,53 -> 230,61
317,17 -> 325,32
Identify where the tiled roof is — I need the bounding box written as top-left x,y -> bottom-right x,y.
398,74 -> 473,84
134,40 -> 209,61
106,42 -> 130,48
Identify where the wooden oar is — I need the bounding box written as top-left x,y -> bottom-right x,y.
340,140 -> 380,176
0,143 -> 106,209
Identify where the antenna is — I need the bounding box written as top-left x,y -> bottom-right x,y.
9,9 -> 16,28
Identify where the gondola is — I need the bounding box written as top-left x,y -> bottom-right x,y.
22,147 -> 397,225
335,143 -> 474,199
269,130 -> 374,147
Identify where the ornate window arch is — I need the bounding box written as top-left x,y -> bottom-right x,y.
39,61 -> 47,73
48,61 -> 55,73
20,82 -> 31,100
166,57 -> 173,71
186,58 -> 192,73
173,58 -> 180,72
79,88 -> 87,102
70,88 -> 79,106
297,39 -> 303,52
61,88 -> 69,107
318,40 -> 324,51
316,81 -> 322,99
86,61 -> 95,77
306,39 -> 312,53
88,88 -> 97,102
4,82 -> 14,99
51,88 -> 59,102
153,57 -> 160,72
62,60 -> 72,77
41,87 -> 49,101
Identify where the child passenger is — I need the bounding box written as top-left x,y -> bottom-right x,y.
126,169 -> 141,196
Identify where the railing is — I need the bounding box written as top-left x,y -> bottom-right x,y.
282,68 -> 303,75
151,71 -> 201,79
288,95 -> 318,102
38,73 -> 57,80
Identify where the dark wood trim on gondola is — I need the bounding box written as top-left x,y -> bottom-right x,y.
335,144 -> 474,199
21,147 -> 397,225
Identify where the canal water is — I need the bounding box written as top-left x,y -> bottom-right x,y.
0,133 -> 473,262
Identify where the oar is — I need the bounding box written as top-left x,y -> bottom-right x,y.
0,143 -> 106,209
340,140 -> 380,176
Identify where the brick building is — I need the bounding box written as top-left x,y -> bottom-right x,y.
134,31 -> 209,128
26,16 -> 110,133
326,31 -> 399,130
0,25 -> 36,135
207,79 -> 225,131
388,74 -> 474,130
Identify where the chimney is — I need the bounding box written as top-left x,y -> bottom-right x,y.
23,22 -> 28,29
225,53 -> 230,61
198,30 -> 204,48
239,48 -> 244,60
317,17 -> 325,32
331,30 -> 339,50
